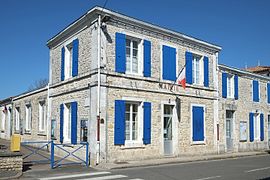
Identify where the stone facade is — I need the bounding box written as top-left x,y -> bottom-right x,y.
0,154 -> 22,172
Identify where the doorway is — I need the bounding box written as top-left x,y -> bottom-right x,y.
163,105 -> 173,156
226,110 -> 234,151
268,115 -> 270,148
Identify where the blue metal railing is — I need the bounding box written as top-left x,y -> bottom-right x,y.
21,141 -> 89,169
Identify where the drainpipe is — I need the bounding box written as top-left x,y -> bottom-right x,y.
46,84 -> 50,142
96,14 -> 101,165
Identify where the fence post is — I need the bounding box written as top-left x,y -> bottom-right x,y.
86,142 -> 89,167
50,141 -> 54,169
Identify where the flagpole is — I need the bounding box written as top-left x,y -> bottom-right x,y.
170,64 -> 186,91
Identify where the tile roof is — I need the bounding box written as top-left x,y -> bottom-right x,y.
245,66 -> 270,73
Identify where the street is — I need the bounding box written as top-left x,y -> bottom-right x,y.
21,154 -> 270,180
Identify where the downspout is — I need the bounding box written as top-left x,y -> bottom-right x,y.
215,52 -> 220,154
46,84 -> 50,142
96,14 -> 101,165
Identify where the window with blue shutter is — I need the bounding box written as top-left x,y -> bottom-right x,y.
203,56 -> 209,87
267,83 -> 270,104
260,113 -> 264,141
185,51 -> 193,84
61,47 -> 65,81
72,39 -> 79,77
249,112 -> 254,142
162,45 -> 176,81
114,100 -> 125,145
60,104 -> 64,143
192,106 -> 204,141
143,40 -> 151,77
222,73 -> 227,98
71,102 -> 78,145
253,80 -> 259,102
143,102 -> 151,144
115,32 -> 126,73
234,75 -> 239,100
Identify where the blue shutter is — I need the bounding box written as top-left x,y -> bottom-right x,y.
260,113 -> 264,141
162,45 -> 176,81
185,51 -> 193,84
143,102 -> 151,144
61,47 -> 65,81
114,100 -> 125,145
60,104 -> 64,143
249,112 -> 254,142
222,73 -> 227,98
72,39 -> 79,77
115,33 -> 126,73
192,106 -> 204,141
203,56 -> 209,87
143,40 -> 151,77
234,75 -> 239,100
253,80 -> 259,102
71,102 -> 78,145
267,83 -> 270,104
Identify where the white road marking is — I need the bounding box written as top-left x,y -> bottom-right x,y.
80,174 -> 127,180
129,179 -> 144,180
193,176 -> 221,180
39,172 -> 111,180
245,166 -> 270,173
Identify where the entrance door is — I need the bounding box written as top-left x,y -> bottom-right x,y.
226,111 -> 234,151
164,105 -> 173,156
268,115 -> 270,148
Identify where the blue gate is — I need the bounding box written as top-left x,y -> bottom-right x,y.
21,141 -> 89,169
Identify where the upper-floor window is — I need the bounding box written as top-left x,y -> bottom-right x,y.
252,80 -> 260,102
61,39 -> 79,81
126,38 -> 140,74
115,32 -> 151,77
192,55 -> 203,85
267,83 -> 270,104
227,74 -> 235,98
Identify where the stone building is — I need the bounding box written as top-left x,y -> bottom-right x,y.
0,6 -> 269,166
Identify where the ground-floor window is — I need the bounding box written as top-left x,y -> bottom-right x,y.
268,115 -> 270,141
1,107 -> 6,131
64,103 -> 72,142
125,103 -> 139,141
191,105 -> 205,142
39,102 -> 46,133
15,107 -> 20,132
25,104 -> 32,132
254,114 -> 260,140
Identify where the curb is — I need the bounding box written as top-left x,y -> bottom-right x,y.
96,152 -> 269,170
0,171 -> 22,180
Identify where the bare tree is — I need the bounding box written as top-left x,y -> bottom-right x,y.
28,78 -> 48,91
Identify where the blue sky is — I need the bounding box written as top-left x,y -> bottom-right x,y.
1,0 -> 269,99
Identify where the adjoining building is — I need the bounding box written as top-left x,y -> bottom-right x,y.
0,6 -> 269,166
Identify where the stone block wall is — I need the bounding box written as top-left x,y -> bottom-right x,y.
0,154 -> 22,172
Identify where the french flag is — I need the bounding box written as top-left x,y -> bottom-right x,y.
177,67 -> 186,89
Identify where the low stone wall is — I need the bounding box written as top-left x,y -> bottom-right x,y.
0,152 -> 22,172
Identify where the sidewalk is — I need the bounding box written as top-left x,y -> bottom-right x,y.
96,151 -> 269,170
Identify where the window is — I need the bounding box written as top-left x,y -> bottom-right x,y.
1,108 -> 5,131
252,80 -> 260,102
64,103 -> 72,142
164,105 -> 173,141
51,119 -> 56,140
192,55 -> 203,85
39,102 -> 46,133
254,114 -> 260,140
191,105 -> 205,142
15,108 -> 20,132
126,38 -> 139,74
25,105 -> 31,132
125,103 -> 139,141
80,119 -> 88,142
227,75 -> 235,98
65,43 -> 73,79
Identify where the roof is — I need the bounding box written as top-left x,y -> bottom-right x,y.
47,6 -> 222,52
245,66 -> 270,73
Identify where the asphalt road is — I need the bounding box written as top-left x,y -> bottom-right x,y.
112,154 -> 270,180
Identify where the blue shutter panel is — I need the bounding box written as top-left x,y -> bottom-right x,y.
162,45 -> 176,81
61,47 -> 65,81
260,113 -> 264,141
185,52 -> 193,84
234,75 -> 239,100
192,106 -> 204,141
72,39 -> 79,77
267,83 -> 270,104
253,80 -> 259,102
71,102 -> 78,145
249,112 -> 254,142
143,40 -> 151,77
203,56 -> 209,87
222,73 -> 227,98
143,102 -> 151,144
115,33 -> 126,73
114,100 -> 125,145
60,104 -> 64,143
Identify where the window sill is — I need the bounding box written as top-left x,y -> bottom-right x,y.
0,130 -> 4,133
24,131 -> 31,135
191,141 -> 206,145
121,141 -> 145,149
37,133 -> 47,136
